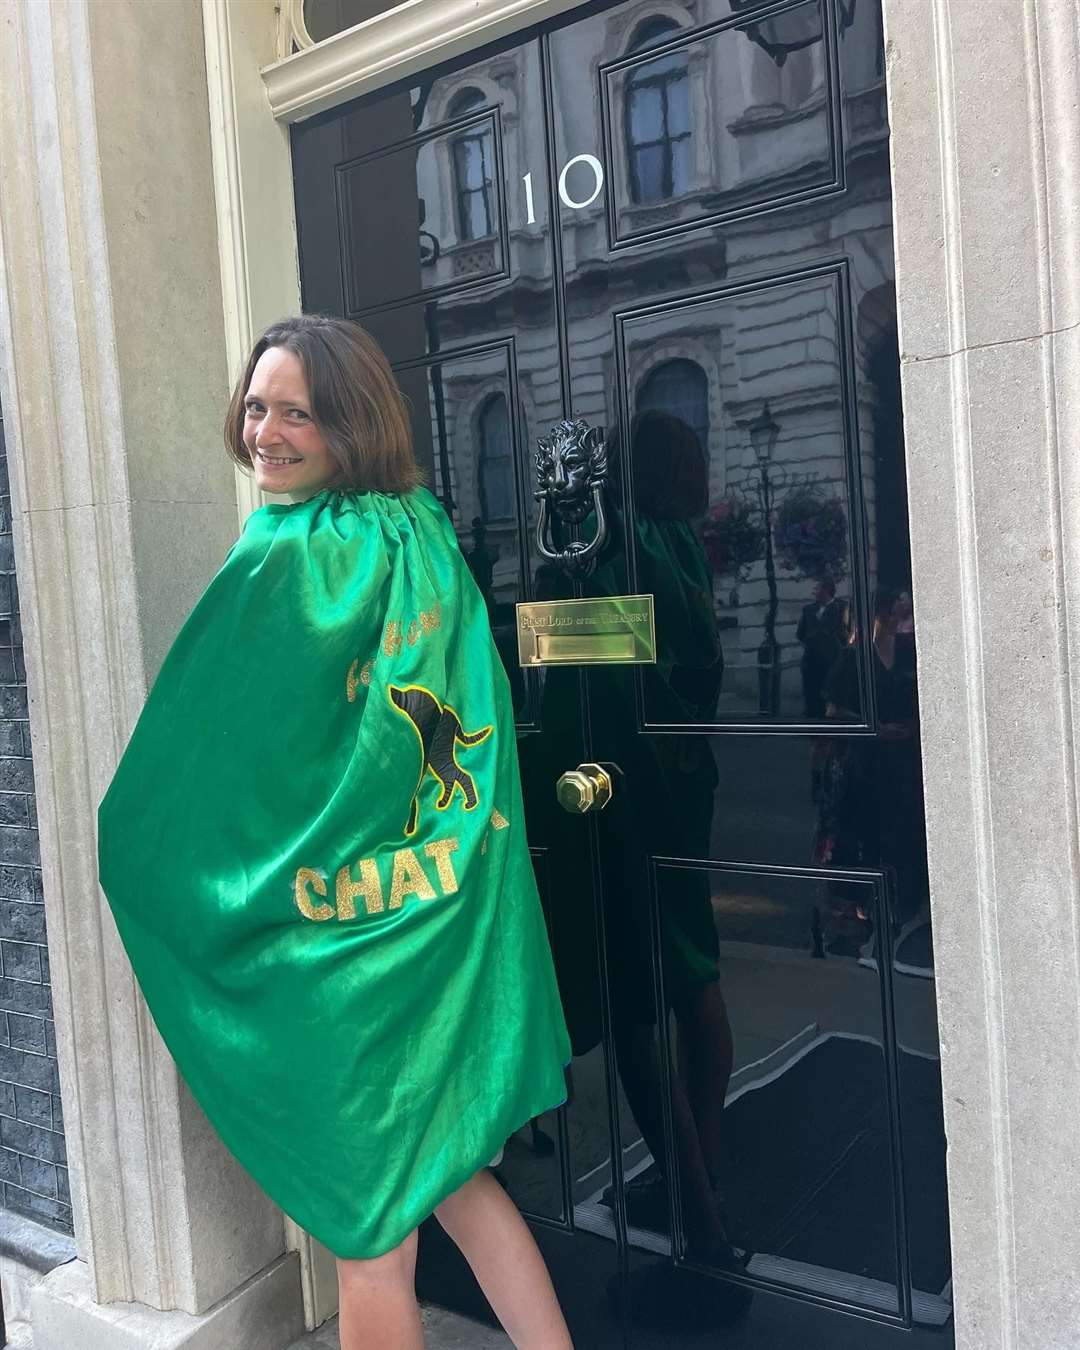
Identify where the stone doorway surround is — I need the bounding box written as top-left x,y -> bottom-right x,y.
0,1 -> 1077,1349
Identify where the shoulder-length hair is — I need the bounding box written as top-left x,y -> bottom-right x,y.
224,315 -> 423,494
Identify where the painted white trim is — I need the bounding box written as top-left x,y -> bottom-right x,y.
203,0 -> 303,527
281,0 -> 316,51
262,0 -> 586,123
203,0 -> 260,525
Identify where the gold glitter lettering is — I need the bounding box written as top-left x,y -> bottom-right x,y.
383,621 -> 403,657
389,848 -> 437,908
407,620 -> 421,647
294,868 -> 334,922
347,659 -> 375,702
335,858 -> 385,919
424,837 -> 460,894
419,602 -> 442,634
490,808 -> 509,830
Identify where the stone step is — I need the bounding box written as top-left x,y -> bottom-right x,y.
286,1303 -> 511,1349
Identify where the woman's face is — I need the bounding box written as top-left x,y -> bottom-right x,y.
242,346 -> 340,496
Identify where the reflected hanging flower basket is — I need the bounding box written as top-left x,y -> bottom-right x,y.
701,492 -> 764,581
773,486 -> 848,581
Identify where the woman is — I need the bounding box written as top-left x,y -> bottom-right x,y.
97,316 -> 573,1349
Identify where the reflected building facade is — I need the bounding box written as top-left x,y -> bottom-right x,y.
327,0 -> 901,724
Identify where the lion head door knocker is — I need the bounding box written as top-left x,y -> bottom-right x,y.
534,418 -> 610,578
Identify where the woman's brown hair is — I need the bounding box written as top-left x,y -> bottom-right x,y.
224,315 -> 423,494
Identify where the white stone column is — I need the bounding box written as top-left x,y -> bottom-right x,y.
884,1 -> 1080,1346
0,0 -> 303,1345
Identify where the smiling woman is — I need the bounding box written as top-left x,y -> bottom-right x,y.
99,314 -> 574,1350
223,313 -> 422,497
242,346 -> 338,494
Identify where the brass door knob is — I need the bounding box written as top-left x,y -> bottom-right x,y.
556,763 -> 613,814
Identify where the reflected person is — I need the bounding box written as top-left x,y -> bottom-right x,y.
813,585 -> 928,949
796,577 -> 846,718
586,411 -> 749,1313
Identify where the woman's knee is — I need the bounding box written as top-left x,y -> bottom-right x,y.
336,1229 -> 418,1286
433,1168 -> 486,1229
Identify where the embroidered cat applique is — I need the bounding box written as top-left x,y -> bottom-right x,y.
389,685 -> 493,836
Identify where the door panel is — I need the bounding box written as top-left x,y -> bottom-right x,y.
602,0 -> 840,245
654,863 -> 903,1314
291,2 -> 952,1345
613,266 -> 868,727
337,106 -> 511,314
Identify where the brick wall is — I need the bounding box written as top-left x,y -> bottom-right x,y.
0,404 -> 70,1233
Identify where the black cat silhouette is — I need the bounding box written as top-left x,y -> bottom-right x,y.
389,685 -> 493,835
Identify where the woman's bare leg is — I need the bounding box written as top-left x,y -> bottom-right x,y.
678,981 -> 734,1186
435,1168 -> 573,1349
336,1228 -> 424,1350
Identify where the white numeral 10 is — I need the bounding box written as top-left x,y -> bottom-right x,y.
522,154 -> 605,223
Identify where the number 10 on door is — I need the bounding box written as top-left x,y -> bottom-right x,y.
522,155 -> 606,224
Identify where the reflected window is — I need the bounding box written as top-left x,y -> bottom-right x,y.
626,18 -> 692,204
449,88 -> 495,241
478,394 -> 514,522
638,358 -> 709,452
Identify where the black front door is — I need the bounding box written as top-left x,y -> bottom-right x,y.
292,3 -> 953,1345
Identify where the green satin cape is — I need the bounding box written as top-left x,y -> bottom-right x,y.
97,487 -> 570,1258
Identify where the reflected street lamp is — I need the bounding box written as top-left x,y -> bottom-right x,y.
750,400 -> 780,463
418,203 -> 455,514
750,402 -> 782,715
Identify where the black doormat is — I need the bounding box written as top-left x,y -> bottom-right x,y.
604,1035 -> 951,1298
